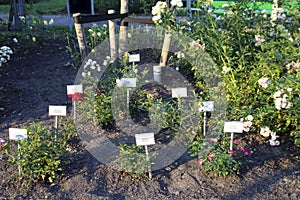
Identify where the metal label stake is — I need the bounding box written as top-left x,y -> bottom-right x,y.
199,101 -> 214,136
9,128 -> 28,175
135,132 -> 155,179
49,105 -> 67,138
224,121 -> 244,151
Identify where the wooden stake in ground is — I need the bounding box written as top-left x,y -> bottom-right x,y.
73,13 -> 88,59
119,0 -> 128,56
108,9 -> 117,61
160,33 -> 172,67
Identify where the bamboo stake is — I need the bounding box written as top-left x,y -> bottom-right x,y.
108,9 -> 117,61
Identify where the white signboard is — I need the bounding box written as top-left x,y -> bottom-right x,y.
135,132 -> 155,146
49,105 -> 67,116
120,78 -> 137,87
9,128 -> 28,140
129,54 -> 140,63
199,101 -> 214,112
224,121 -> 244,133
67,85 -> 83,95
172,88 -> 187,98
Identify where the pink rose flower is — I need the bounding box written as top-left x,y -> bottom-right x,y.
227,150 -> 237,156
0,138 -> 6,151
208,152 -> 215,161
233,139 -> 240,144
198,159 -> 204,166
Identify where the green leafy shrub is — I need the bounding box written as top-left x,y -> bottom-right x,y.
5,122 -> 74,184
115,144 -> 156,178
152,0 -> 300,147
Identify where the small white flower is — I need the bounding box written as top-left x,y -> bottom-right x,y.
273,89 -> 283,98
102,60 -> 108,66
222,4 -> 229,8
175,67 -> 179,71
82,72 -> 86,77
49,18 -> 54,25
176,51 -> 185,59
152,14 -> 161,22
116,79 -> 122,86
246,115 -> 254,121
90,65 -> 96,70
97,66 -> 101,72
13,38 -> 18,43
260,127 -> 272,137
222,66 -> 231,74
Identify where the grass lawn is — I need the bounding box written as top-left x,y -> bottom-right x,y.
0,0 -> 66,14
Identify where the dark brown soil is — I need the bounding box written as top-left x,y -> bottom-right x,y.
0,40 -> 299,200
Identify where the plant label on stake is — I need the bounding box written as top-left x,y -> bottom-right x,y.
120,78 -> 137,88
135,132 -> 155,146
135,132 -> 155,179
224,121 -> 244,151
118,78 -> 137,120
171,88 -> 187,98
9,128 -> 28,140
128,53 -> 140,66
199,101 -> 214,136
9,128 -> 28,174
67,85 -> 83,119
67,85 -> 83,95
49,105 -> 67,132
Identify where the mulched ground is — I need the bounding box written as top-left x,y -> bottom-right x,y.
0,39 -> 299,200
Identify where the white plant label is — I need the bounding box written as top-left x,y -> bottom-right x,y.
49,105 -> 67,116
9,128 -> 28,140
199,101 -> 214,112
135,132 -> 155,146
128,54 -> 140,63
224,121 -> 244,133
172,88 -> 187,98
120,78 -> 137,87
67,85 -> 83,95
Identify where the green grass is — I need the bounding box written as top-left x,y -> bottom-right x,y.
0,0 -> 66,14
213,0 -> 299,10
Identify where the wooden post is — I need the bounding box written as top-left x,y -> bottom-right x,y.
108,9 -> 117,61
159,33 -> 172,67
13,0 -> 21,30
119,0 -> 128,56
73,13 -> 88,59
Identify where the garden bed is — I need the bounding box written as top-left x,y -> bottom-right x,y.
0,39 -> 299,199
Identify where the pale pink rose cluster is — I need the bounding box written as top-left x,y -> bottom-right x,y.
273,88 -> 292,110
255,34 -> 265,46
152,1 -> 167,23
240,115 -> 253,132
286,61 -> 300,73
170,0 -> 183,7
260,126 -> 274,137
258,77 -> 270,88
